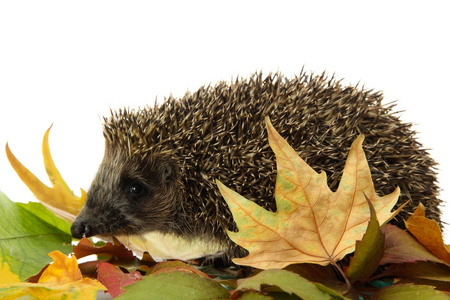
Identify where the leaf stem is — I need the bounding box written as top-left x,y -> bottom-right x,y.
330,259 -> 352,294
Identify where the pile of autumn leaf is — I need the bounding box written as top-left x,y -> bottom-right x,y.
1,119 -> 449,299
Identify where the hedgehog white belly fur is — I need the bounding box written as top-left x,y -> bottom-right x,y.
71,71 -> 441,260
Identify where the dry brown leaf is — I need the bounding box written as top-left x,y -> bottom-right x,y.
218,117 -> 400,269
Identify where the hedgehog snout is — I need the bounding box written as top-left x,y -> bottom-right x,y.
71,218 -> 98,239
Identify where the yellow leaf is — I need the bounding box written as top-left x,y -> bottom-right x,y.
5,126 -> 85,222
0,251 -> 106,300
218,117 -> 400,269
405,203 -> 450,264
0,258 -> 21,285
27,278 -> 105,300
38,251 -> 82,284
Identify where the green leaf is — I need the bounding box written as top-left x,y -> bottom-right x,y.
345,197 -> 385,283
235,291 -> 275,299
393,278 -> 450,293
369,284 -> 450,300
234,269 -> 334,300
284,264 -> 351,297
0,192 -> 72,280
117,271 -> 230,300
18,201 -> 71,234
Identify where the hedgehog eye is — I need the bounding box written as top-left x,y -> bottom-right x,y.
126,181 -> 148,200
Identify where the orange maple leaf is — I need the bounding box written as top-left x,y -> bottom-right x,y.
405,203 -> 450,264
218,117 -> 400,269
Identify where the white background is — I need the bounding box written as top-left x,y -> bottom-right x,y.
0,1 -> 449,243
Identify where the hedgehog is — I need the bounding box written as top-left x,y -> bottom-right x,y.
71,71 -> 441,260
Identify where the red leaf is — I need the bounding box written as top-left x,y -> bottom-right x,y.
380,224 -> 446,265
73,238 -> 135,260
375,262 -> 450,283
78,259 -> 110,279
25,265 -> 49,283
97,262 -> 142,298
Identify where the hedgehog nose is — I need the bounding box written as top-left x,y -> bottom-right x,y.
71,219 -> 94,239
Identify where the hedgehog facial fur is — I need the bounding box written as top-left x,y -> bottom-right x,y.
70,71 -> 442,260
71,145 -> 184,239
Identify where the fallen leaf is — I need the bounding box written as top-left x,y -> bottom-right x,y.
147,261 -> 210,278
0,258 -> 21,285
218,117 -> 399,269
141,252 -> 156,264
5,126 -> 85,222
116,272 -> 229,300
97,262 -> 142,298
375,261 -> 450,282
18,201 -> 71,234
411,202 -> 426,217
369,283 -> 450,300
0,192 -> 72,280
232,269 -> 338,300
73,238 -> 151,276
78,259 -> 110,279
73,238 -> 135,260
393,278 -> 450,293
0,250 -> 106,300
405,203 -> 450,264
116,231 -> 224,260
284,263 -> 343,292
232,291 -> 272,299
38,251 -> 83,283
26,265 -> 49,283
345,197 -> 385,283
380,224 -> 447,265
